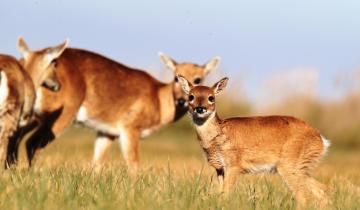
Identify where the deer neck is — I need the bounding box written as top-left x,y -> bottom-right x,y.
157,82 -> 178,126
158,81 -> 189,125
194,112 -> 222,146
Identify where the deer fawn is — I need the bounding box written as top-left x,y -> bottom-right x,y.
7,37 -> 220,172
0,50 -> 61,168
177,75 -> 330,207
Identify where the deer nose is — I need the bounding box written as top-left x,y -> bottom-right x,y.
177,98 -> 186,107
195,107 -> 206,114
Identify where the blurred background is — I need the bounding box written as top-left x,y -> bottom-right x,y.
1,0 -> 359,161
1,2 -> 360,209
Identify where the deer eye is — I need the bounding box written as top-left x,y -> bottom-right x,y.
174,77 -> 178,82
51,59 -> 58,68
208,95 -> 215,103
188,95 -> 194,102
193,78 -> 201,84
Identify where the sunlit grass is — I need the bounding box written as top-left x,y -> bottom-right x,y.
0,123 -> 359,209
0,161 -> 359,210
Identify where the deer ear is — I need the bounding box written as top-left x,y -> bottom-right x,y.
159,52 -> 177,71
17,37 -> 31,60
213,77 -> 228,95
176,75 -> 192,95
204,56 -> 220,74
44,38 -> 69,63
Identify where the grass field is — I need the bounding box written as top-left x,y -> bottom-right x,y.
0,121 -> 359,210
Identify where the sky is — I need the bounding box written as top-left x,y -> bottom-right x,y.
1,0 -> 360,104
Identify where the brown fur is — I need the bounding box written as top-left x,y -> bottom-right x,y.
5,38 -> 65,167
177,76 -> 329,208
0,54 -> 35,167
9,39 -> 219,172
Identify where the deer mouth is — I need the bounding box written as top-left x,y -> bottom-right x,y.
193,112 -> 209,118
190,111 -> 212,126
174,103 -> 188,121
191,107 -> 212,121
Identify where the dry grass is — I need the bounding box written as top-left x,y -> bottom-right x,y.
0,123 -> 359,210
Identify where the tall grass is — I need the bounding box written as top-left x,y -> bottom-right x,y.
0,159 -> 359,210
0,125 -> 358,210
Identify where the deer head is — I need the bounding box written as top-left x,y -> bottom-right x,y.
17,37 -> 68,91
177,75 -> 228,124
159,52 -> 220,111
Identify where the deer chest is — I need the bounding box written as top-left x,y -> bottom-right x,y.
200,134 -> 228,170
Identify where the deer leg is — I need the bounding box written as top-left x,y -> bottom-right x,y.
223,167 -> 240,197
25,107 -> 75,167
119,127 -> 140,174
0,125 -> 16,169
306,176 -> 329,207
277,165 -> 309,209
300,146 -> 330,207
0,128 -> 11,170
0,110 -> 21,169
25,125 -> 56,167
6,118 -> 39,168
278,137 -> 329,208
216,168 -> 224,193
92,132 -> 116,170
277,150 -> 311,208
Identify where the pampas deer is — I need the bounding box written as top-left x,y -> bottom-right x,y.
0,51 -> 61,168
177,75 -> 330,207
7,37 -> 220,172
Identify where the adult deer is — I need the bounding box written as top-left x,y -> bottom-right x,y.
7,38 -> 220,172
177,75 -> 330,208
1,49 -> 61,168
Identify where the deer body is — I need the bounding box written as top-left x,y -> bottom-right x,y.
196,113 -> 329,174
0,54 -> 35,166
178,76 -> 329,207
57,49 -> 176,136
45,49 -> 181,170
9,38 -> 219,171
24,49 -> 178,169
